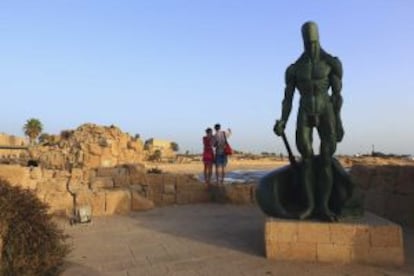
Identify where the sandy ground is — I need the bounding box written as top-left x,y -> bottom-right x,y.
144,158 -> 289,175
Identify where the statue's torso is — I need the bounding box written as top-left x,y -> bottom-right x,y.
293,57 -> 332,115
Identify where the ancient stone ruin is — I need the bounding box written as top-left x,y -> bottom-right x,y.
29,123 -> 145,170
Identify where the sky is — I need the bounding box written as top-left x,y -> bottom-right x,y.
0,0 -> 413,155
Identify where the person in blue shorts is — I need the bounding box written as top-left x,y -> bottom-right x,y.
213,123 -> 232,185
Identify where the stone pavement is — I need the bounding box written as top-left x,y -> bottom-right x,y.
61,204 -> 414,276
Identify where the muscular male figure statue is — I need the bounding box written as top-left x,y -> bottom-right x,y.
274,21 -> 344,221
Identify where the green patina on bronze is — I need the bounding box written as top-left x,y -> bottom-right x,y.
256,21 -> 363,222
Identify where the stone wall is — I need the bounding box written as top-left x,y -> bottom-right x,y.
1,162 -> 412,226
0,133 -> 27,146
0,164 -> 256,219
350,165 -> 414,226
144,173 -> 256,206
0,133 -> 28,159
0,164 -> 153,217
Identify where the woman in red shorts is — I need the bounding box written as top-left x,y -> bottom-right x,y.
202,128 -> 215,188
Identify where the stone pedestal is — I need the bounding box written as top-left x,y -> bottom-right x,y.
265,212 -> 404,266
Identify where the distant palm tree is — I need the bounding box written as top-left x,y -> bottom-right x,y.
23,118 -> 43,145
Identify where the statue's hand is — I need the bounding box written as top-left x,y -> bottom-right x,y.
337,123 -> 344,142
336,116 -> 344,142
273,120 -> 285,136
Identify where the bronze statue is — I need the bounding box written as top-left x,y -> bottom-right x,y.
256,21 -> 363,222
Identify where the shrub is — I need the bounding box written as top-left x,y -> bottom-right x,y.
148,150 -> 162,162
60,130 -> 73,140
147,167 -> 163,174
0,179 -> 70,275
38,133 -> 51,144
170,142 -> 179,152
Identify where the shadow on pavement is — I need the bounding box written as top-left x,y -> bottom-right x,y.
128,203 -> 266,257
127,204 -> 414,274
62,204 -> 414,275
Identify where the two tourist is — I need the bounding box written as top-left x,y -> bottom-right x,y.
202,123 -> 232,188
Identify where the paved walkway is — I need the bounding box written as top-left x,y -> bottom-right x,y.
61,204 -> 414,276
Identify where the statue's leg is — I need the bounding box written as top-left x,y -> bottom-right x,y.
296,112 -> 314,220
317,107 -> 337,221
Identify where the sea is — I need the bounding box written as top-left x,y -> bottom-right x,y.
198,166 -> 351,184
198,169 -> 272,184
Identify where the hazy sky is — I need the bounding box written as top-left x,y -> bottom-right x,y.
1,0 -> 413,155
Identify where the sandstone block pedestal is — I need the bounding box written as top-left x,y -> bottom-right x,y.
265,212 -> 404,266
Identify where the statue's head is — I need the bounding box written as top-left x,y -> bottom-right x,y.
301,21 -> 320,59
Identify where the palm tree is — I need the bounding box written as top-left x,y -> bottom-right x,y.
23,118 -> 43,145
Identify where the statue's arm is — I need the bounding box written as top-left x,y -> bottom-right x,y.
274,64 -> 295,136
281,64 -> 296,122
329,56 -> 345,141
329,57 -> 343,113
